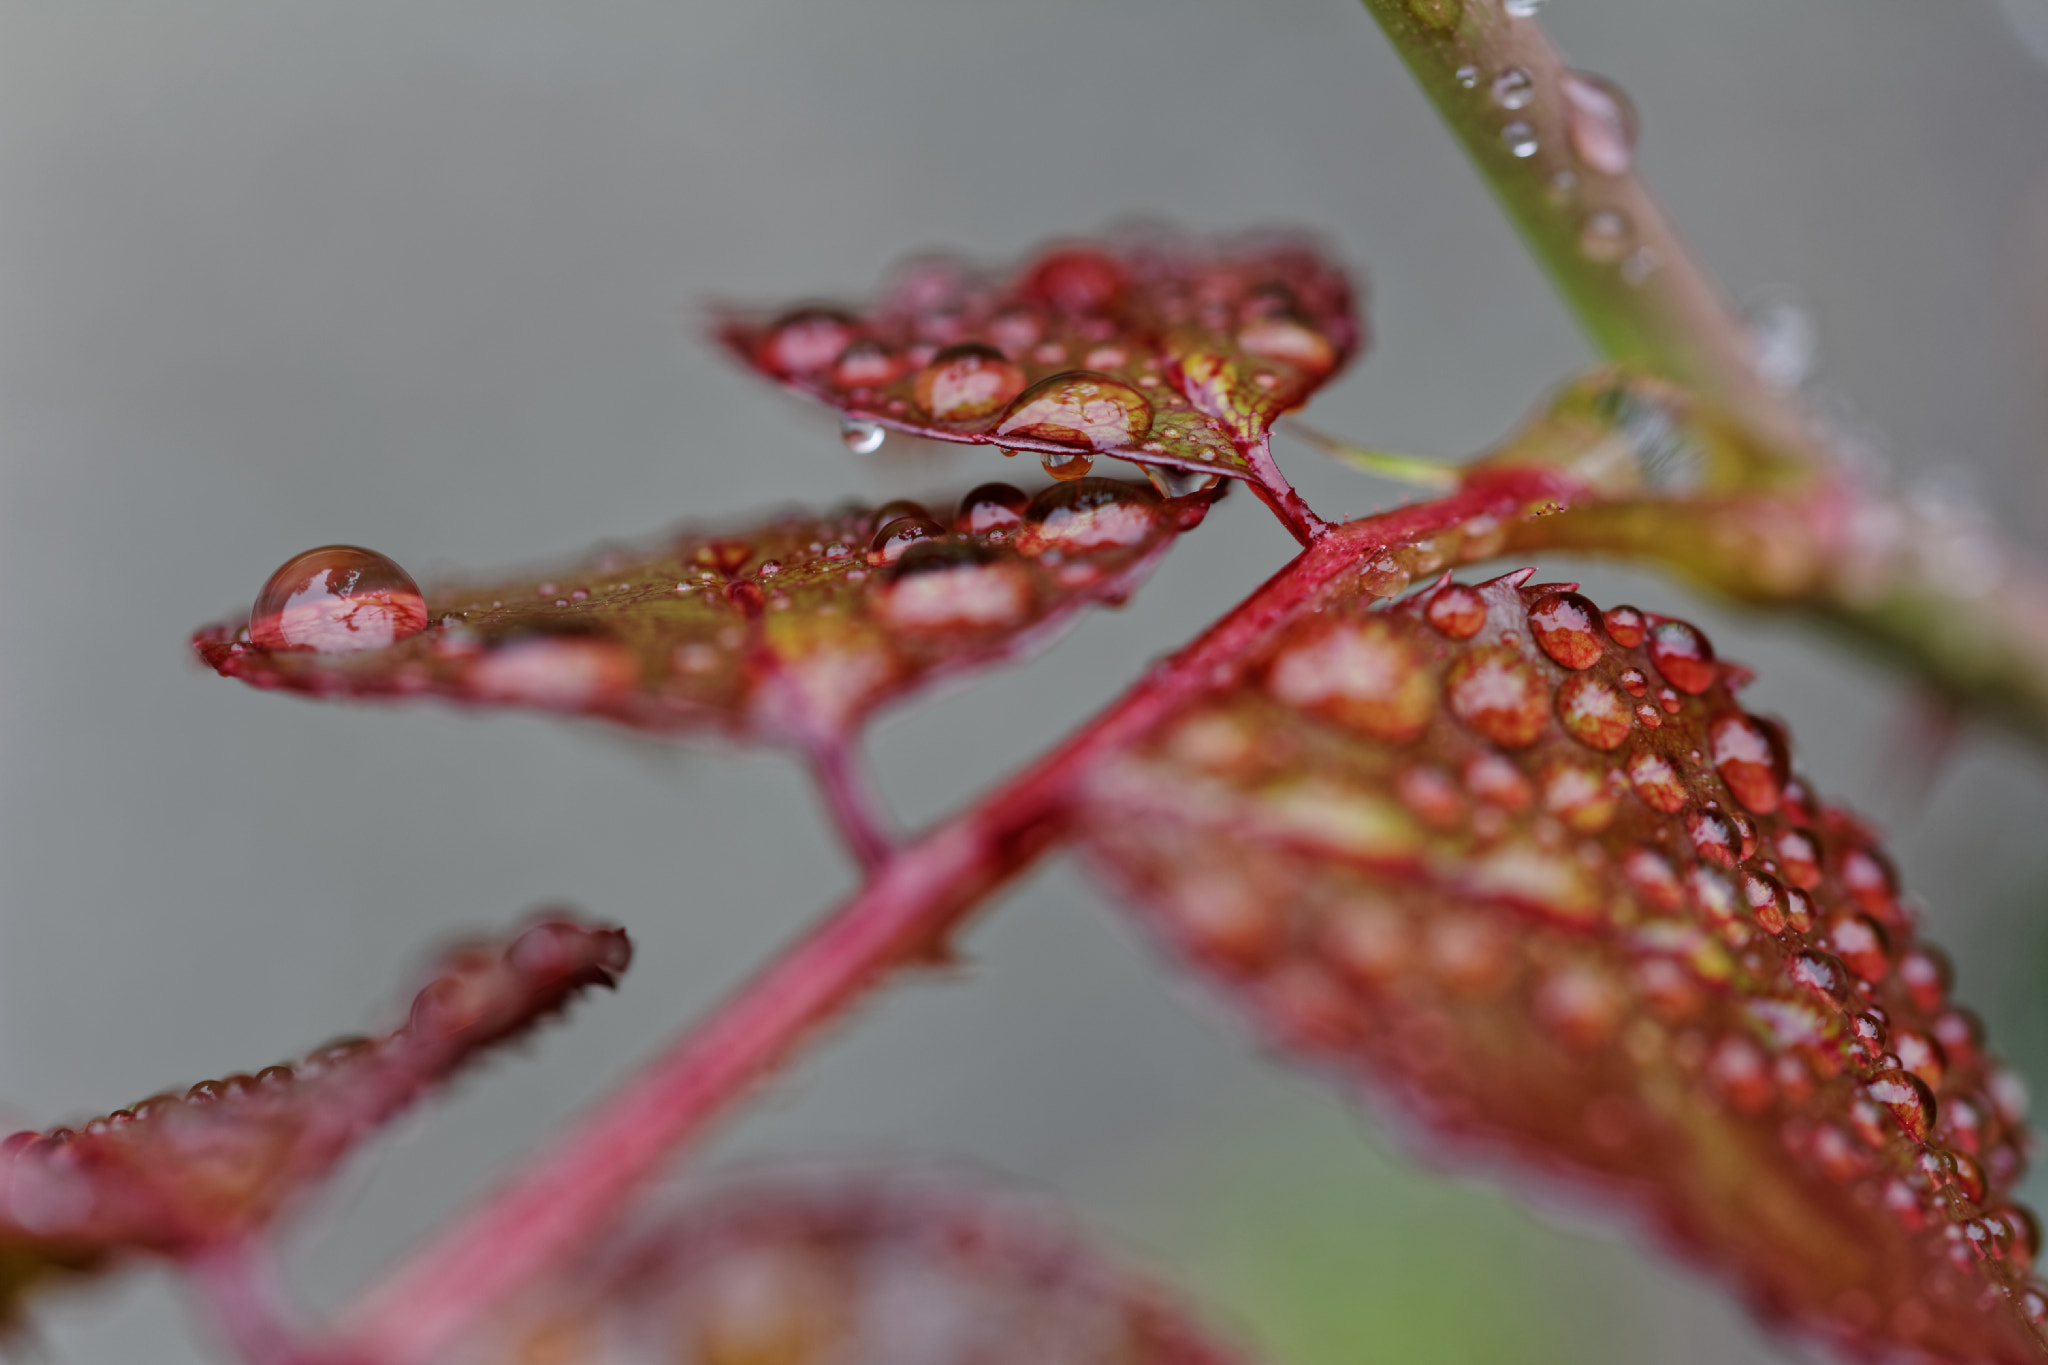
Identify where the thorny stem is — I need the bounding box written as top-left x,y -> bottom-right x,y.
340,466 -> 1577,1365
1355,0 -> 1826,483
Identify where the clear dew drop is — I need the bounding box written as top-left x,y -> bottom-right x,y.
1647,619 -> 1717,693
912,343 -> 1027,422
1579,210 -> 1631,263
1491,67 -> 1535,110
1015,478 -> 1164,557
1556,672 -> 1631,750
994,370 -> 1154,451
1425,583 -> 1488,639
1528,590 -> 1605,669
1144,465 -> 1224,498
1502,121 -> 1540,158
1503,0 -> 1545,14
1708,711 -> 1787,814
955,482 -> 1030,536
1560,70 -> 1637,176
760,308 -> 859,376
1444,646 -> 1550,748
1041,450 -> 1095,481
250,545 -> 430,654
867,515 -> 946,565
838,419 -> 885,455
1455,64 -> 1482,89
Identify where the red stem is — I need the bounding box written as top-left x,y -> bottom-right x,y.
804,736 -> 899,870
341,468 -> 1573,1365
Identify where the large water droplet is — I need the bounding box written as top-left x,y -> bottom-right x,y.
1503,0 -> 1545,14
1268,619 -> 1436,744
1707,711 -> 1787,814
1502,121 -> 1539,158
1865,1069 -> 1938,1143
1541,757 -> 1617,832
868,515 -> 946,565
1684,808 -> 1741,867
1022,248 -> 1126,315
1561,70 -> 1637,175
912,344 -> 1027,422
1445,647 -> 1550,748
1646,619 -> 1717,693
955,482 -> 1030,536
1237,318 -> 1337,375
1625,749 -> 1687,812
1578,210 -> 1631,263
759,308 -> 859,376
831,338 -> 900,387
1827,910 -> 1892,983
880,542 -> 1035,630
1425,583 -> 1488,639
839,419 -> 885,454
1742,870 -> 1788,934
1789,949 -> 1851,1003
250,546 -> 430,654
1602,604 -> 1646,647
1491,67 -> 1535,110
1774,829 -> 1823,889
1556,672 -> 1631,750
1841,846 -> 1901,923
994,370 -> 1153,451
1528,590 -> 1605,669
1016,479 -> 1163,556
1143,465 -> 1224,498
1041,450 -> 1095,481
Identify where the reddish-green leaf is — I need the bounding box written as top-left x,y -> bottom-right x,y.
0,913 -> 629,1317
453,1169 -> 1259,1365
717,230 -> 1361,493
1076,569 -> 2046,1362
194,480 -> 1199,745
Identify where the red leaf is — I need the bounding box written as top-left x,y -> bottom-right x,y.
193,480 -> 1198,746
0,913 -> 630,1316
451,1168 -> 1259,1365
1076,570 -> 2047,1361
717,230 -> 1362,492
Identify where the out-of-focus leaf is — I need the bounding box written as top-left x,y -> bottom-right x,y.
718,230 -> 1361,491
0,913 -> 630,1319
1076,569 -> 2047,1362
194,479 -> 1198,746
455,1168 -> 1263,1365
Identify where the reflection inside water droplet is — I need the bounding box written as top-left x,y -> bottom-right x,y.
1502,121 -> 1539,158
1561,70 -> 1637,175
250,545 -> 430,654
1491,67 -> 1535,110
839,419 -> 885,455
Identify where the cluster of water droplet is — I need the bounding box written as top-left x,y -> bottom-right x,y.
1082,572 -> 2047,1353
733,235 -> 1355,486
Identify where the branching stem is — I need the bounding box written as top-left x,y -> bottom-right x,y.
342,465 -> 1578,1365
804,736 -> 899,869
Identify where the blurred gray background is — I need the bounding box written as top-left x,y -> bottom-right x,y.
3,2 -> 2048,1361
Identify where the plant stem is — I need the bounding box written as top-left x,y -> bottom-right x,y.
804,736 -> 899,869
341,464 -> 1578,1365
1354,0 -> 1826,480
192,1241 -> 353,1365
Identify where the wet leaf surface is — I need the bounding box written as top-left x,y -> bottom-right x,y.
195,479 -> 1200,746
1077,569 -> 2047,1362
457,1168 -> 1259,1365
718,230 -> 1362,491
0,913 -> 629,1318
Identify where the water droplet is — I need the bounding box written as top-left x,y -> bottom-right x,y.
1707,711 -> 1787,814
1898,948 -> 1952,1013
1556,673 -> 1631,750
1041,450 -> 1095,481
1408,0 -> 1464,31
1827,911 -> 1892,983
1773,830 -> 1822,889
1463,753 -> 1532,809
879,543 -> 1035,630
1455,64 -> 1482,89
250,546 -> 430,654
1709,1036 -> 1775,1115
912,343 -> 1027,422
1541,757 -> 1617,832
1579,209 -> 1631,263
1502,121 -> 1539,158
955,482 -> 1030,536
1625,749 -> 1687,812
1561,70 -> 1637,175
1647,619 -> 1716,693
1841,846 -> 1901,922
1425,583 -> 1488,638
994,370 -> 1153,451
832,338 -> 901,387
1016,479 -> 1163,557
1782,886 -> 1815,933
1445,647 -> 1550,747
1894,1030 -> 1947,1089
1528,590 -> 1605,669
1237,318 -> 1337,375
1790,950 -> 1851,1003
839,419 -> 885,454
1143,465 -> 1224,498
868,515 -> 945,565
1022,248 -> 1126,315
1866,1069 -> 1938,1142
759,308 -> 859,375
1686,808 -> 1741,869
1268,618 -> 1436,744
1503,0 -> 1545,14
1491,66 -> 1535,110
1623,847 -> 1683,912
1601,605 -> 1646,647
1742,870 -> 1787,933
